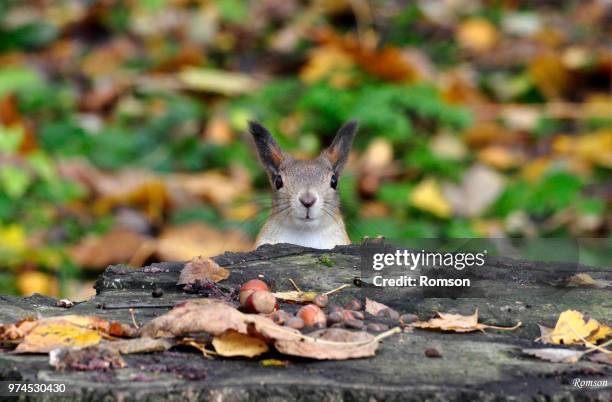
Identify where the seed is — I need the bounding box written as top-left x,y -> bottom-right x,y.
285,317 -> 305,330
400,313 -> 419,325
367,323 -> 389,333
345,318 -> 364,329
245,291 -> 278,314
350,311 -> 365,320
239,279 -> 270,306
327,311 -> 344,325
313,294 -> 329,308
424,348 -> 442,358
270,310 -> 292,325
297,304 -> 327,327
344,299 -> 362,311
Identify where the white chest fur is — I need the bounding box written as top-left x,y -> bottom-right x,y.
255,221 -> 350,249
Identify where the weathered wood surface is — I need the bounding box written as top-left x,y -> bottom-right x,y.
0,244 -> 610,401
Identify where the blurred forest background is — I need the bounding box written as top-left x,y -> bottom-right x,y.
0,0 -> 610,299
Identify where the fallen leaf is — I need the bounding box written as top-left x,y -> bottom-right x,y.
272,291 -> 318,304
522,348 -> 584,364
536,324 -> 554,343
365,298 -> 390,316
549,310 -> 612,345
362,138 -> 394,170
528,54 -> 570,99
261,359 -> 288,367
588,352 -> 612,365
409,178 -> 452,218
177,256 -> 230,285
274,328 -> 390,360
566,273 -> 611,288
17,271 -> 58,297
138,299 -> 400,360
156,222 -> 252,261
178,68 -> 258,95
138,299 -> 249,338
69,228 -> 149,270
413,309 -> 521,333
2,315 -> 136,354
443,164 -> 505,218
212,330 -> 269,358
16,320 -> 103,353
456,18 -> 499,52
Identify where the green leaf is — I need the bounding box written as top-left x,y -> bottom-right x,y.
0,166 -> 32,199
0,66 -> 44,98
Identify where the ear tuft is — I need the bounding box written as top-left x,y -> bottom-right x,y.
249,121 -> 284,175
325,120 -> 358,174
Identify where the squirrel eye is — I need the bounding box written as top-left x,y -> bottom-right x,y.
330,174 -> 338,189
274,175 -> 283,190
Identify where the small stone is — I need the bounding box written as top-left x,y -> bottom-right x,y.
152,288 -> 164,298
424,348 -> 442,358
344,318 -> 364,329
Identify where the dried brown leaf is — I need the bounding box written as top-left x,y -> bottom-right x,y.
522,348 -> 584,364
178,256 -> 229,285
413,309 -> 521,333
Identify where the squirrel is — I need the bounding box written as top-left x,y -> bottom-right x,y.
249,120 -> 358,249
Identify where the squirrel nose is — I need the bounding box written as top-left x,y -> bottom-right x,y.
299,193 -> 317,208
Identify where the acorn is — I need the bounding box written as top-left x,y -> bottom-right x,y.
367,323 -> 389,333
342,309 -> 364,321
327,311 -> 344,325
344,299 -> 362,311
313,294 -> 329,308
244,290 -> 278,314
239,279 -> 270,306
269,310 -> 292,325
297,304 -> 327,327
400,313 -> 419,325
345,318 -> 364,329
285,317 -> 305,330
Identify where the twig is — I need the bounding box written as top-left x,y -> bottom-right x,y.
288,279 -> 302,292
484,321 -> 522,331
129,308 -> 140,329
97,303 -> 175,310
323,284 -> 351,296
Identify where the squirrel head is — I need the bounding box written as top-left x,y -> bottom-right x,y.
249,120 -> 358,231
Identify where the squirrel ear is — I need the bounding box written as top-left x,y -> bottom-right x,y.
324,120 -> 358,174
249,121 -> 284,175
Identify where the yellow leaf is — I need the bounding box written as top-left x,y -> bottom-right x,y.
273,291 -> 318,304
549,310 -> 611,345
156,222 -> 252,261
414,309 -> 521,333
409,179 -> 452,218
456,18 -> 499,52
212,330 -> 269,358
261,358 -> 288,367
15,320 -> 103,353
17,271 -> 57,296
299,45 -> 354,86
179,68 -> 258,96
528,54 -> 569,99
